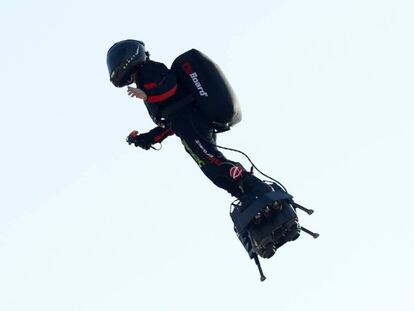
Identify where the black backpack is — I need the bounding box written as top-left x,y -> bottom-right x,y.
170,49 -> 241,132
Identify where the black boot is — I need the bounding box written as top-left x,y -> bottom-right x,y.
238,172 -> 273,202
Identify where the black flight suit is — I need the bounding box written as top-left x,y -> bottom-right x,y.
134,60 -> 271,200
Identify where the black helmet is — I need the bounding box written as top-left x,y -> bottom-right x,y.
107,39 -> 147,87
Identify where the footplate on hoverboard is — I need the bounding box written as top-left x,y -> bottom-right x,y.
231,188 -> 300,258
230,182 -> 318,281
247,202 -> 300,258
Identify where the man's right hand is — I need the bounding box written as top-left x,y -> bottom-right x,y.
126,130 -> 152,150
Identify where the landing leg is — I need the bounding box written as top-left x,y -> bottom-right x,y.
301,226 -> 320,239
253,254 -> 266,282
291,202 -> 314,215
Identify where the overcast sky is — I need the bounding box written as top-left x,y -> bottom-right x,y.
1,0 -> 413,310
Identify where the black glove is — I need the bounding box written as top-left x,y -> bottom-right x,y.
126,130 -> 153,150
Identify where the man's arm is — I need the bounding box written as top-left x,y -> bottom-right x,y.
148,126 -> 174,143
127,126 -> 174,149
140,62 -> 178,103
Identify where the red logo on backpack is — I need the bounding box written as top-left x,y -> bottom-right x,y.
182,62 -> 193,74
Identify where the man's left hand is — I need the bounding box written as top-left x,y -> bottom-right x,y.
127,87 -> 147,100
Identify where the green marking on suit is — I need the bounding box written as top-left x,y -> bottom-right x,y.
182,139 -> 206,167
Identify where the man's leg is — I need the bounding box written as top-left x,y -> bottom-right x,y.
172,110 -> 272,200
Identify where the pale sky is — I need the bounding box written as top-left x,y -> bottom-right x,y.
1,1 -> 413,310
